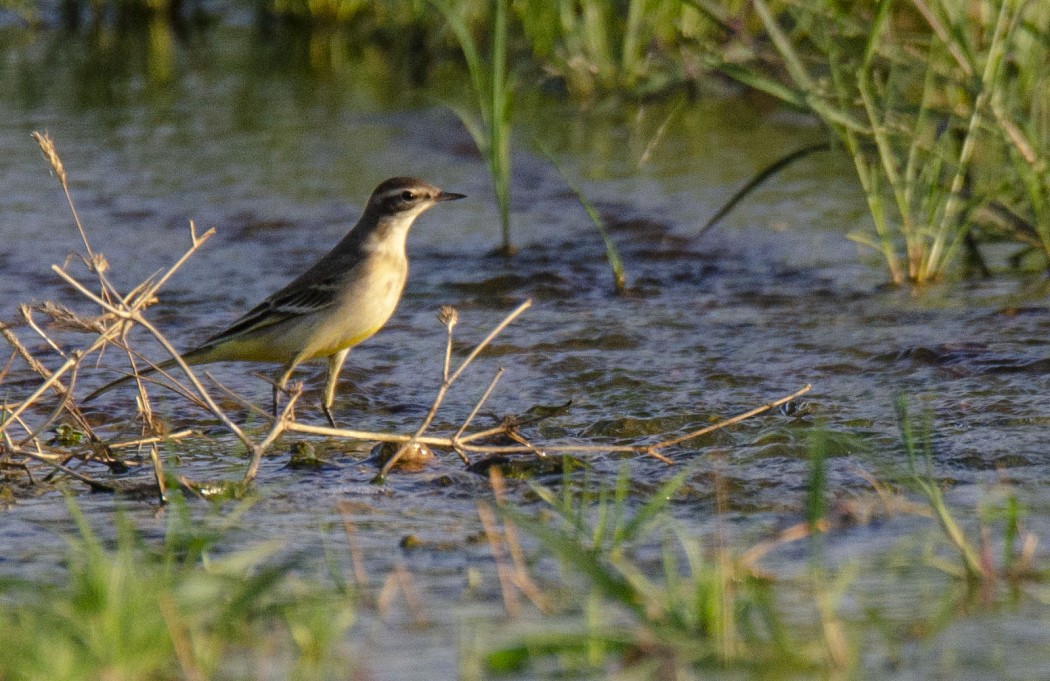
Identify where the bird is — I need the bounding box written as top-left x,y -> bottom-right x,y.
83,176 -> 465,427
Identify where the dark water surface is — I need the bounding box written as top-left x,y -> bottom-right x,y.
3,25 -> 1050,679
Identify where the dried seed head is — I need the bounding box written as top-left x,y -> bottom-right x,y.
88,253 -> 109,275
31,131 -> 68,189
28,301 -> 108,333
438,305 -> 458,329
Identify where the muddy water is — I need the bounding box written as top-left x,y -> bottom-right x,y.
2,25 -> 1050,679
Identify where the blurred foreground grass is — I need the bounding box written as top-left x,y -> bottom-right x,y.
3,416 -> 1048,679
0,496 -> 356,680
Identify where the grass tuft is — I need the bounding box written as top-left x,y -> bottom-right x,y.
0,495 -> 355,680
716,0 -> 1048,283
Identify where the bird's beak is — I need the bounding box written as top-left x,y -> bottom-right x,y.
436,191 -> 466,202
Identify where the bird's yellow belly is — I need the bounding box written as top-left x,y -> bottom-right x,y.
305,324 -> 384,359
299,262 -> 404,359
197,253 -> 405,365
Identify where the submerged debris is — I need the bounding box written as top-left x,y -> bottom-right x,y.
285,441 -> 341,470
466,454 -> 585,479
369,441 -> 436,472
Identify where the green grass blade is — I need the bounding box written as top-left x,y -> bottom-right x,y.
500,505 -> 645,615
617,468 -> 691,544
699,142 -> 831,235
861,0 -> 893,69
751,0 -> 815,92
538,143 -> 628,293
431,0 -> 515,253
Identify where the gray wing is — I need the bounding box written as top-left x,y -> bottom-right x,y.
198,273 -> 345,347
194,231 -> 368,349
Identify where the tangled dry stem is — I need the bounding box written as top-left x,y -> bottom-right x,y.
0,132 -> 813,500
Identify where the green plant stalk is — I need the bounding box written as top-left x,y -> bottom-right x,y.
902,55 -> 941,272
858,72 -> 917,272
860,0 -> 893,67
621,0 -> 646,86
619,468 -> 690,542
585,591 -> 606,666
896,398 -> 986,581
747,2 -> 866,135
610,465 -> 631,546
491,0 -> 512,252
1007,146 -> 1050,255
572,189 -> 626,293
432,0 -> 514,253
539,144 -> 628,293
829,8 -> 909,282
825,29 -> 903,282
681,0 -> 734,35
593,472 -> 613,548
923,478 -> 987,581
495,469 -> 855,672
555,0 -> 583,75
851,162 -> 904,283
582,1 -> 613,83
744,0 -> 913,282
855,0 -> 909,264
1001,493 -> 1021,572
715,546 -> 738,660
804,431 -> 852,669
501,504 -> 645,615
806,433 -> 827,530
752,0 -> 814,91
990,72 -> 1050,258
922,0 -> 1017,280
908,0 -> 975,77
735,0 -> 1047,282
699,142 -> 830,235
0,496 -> 355,679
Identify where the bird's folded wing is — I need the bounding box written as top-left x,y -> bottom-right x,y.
200,276 -> 344,346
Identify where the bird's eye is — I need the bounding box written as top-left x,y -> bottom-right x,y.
401,190 -> 416,201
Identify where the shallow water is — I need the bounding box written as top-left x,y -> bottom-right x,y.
2,23 -> 1050,679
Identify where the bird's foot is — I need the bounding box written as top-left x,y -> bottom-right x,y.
322,404 -> 337,429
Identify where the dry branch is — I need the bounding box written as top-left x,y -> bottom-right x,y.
283,383 -> 812,461
378,299 -> 532,477
2,132 -> 816,497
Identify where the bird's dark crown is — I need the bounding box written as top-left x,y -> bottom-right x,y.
365,177 -> 465,216
369,177 -> 442,214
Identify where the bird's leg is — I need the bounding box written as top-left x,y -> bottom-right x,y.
321,348 -> 350,428
274,356 -> 305,420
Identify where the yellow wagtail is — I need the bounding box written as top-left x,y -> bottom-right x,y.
84,176 -> 465,426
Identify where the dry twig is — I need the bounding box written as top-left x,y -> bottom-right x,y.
378,300 -> 532,477
3,132 -> 816,496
